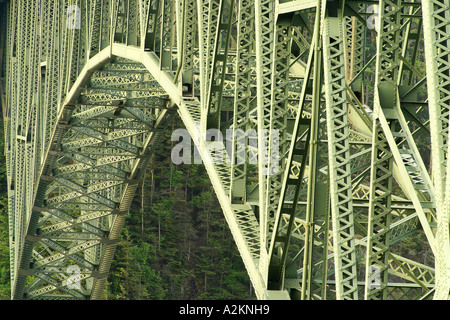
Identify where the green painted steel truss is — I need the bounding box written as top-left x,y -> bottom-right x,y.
0,0 -> 449,300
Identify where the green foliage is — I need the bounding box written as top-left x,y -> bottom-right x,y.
0,198 -> 10,300
0,116 -> 252,300
0,120 -> 10,299
106,120 -> 253,300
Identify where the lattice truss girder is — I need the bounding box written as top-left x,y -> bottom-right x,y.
1,0 -> 449,300
14,54 -> 170,300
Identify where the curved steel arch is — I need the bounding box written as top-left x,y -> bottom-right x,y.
11,49 -> 174,300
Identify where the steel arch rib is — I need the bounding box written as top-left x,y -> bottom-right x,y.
11,43 -> 268,300
11,46 -> 172,300
111,45 -> 268,299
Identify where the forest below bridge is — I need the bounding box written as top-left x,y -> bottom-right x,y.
0,117 -> 254,300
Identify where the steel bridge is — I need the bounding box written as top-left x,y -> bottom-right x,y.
1,0 -> 450,300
